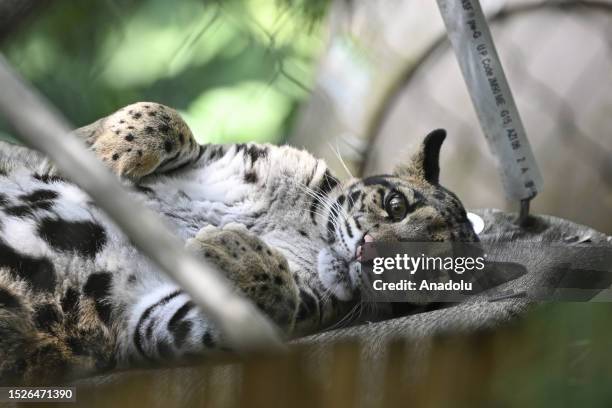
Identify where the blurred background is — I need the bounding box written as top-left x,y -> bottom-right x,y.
1,1 -> 612,406
0,0 -> 327,146
1,0 -> 611,232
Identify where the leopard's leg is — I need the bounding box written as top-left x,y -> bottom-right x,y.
73,102 -> 202,181
186,223 -> 300,334
122,223 -> 299,363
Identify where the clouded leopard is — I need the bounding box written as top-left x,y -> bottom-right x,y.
0,102 -> 477,384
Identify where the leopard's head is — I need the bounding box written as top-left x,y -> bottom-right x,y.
317,129 -> 479,300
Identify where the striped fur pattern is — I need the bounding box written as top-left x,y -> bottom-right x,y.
0,103 -> 477,384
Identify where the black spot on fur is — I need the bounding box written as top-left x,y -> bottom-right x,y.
125,134 -> 134,142
145,126 -> 154,135
178,133 -> 185,145
298,230 -> 308,237
433,190 -> 446,200
112,153 -> 119,161
132,112 -> 142,119
168,301 -> 195,348
345,220 -> 353,238
4,205 -> 34,217
66,336 -> 86,355
245,145 -> 268,163
159,124 -> 170,135
320,170 -> 339,194
32,201 -> 54,211
0,193 -> 8,206
20,189 -> 58,203
164,140 -> 173,153
33,174 -> 65,183
202,331 -> 215,348
148,111 -> 157,117
0,287 -> 20,309
135,185 -> 154,195
0,241 -> 56,292
83,272 -> 113,325
254,274 -> 269,282
34,303 -> 62,331
38,218 -> 107,258
274,276 -> 284,285
5,199 -> 54,217
363,175 -> 395,188
61,287 -> 79,314
309,169 -> 340,224
207,146 -> 225,161
244,171 -> 258,183
146,321 -> 154,339
348,190 -> 361,211
172,321 -> 192,349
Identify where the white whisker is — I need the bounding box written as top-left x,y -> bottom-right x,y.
327,142 -> 354,179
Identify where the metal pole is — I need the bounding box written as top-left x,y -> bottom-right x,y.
0,55 -> 283,352
436,0 -> 543,225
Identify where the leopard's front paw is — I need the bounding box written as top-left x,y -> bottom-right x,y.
76,102 -> 201,180
186,223 -> 299,334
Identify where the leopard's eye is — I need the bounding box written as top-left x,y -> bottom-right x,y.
385,193 -> 408,221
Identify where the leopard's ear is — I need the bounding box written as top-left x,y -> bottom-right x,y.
394,129 -> 446,185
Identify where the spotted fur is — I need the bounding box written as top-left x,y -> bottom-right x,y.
0,103 -> 477,384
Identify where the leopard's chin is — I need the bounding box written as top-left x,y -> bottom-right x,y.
317,247 -> 361,301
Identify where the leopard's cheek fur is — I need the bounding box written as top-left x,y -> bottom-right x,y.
317,247 -> 358,301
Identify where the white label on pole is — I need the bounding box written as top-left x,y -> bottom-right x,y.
436,0 -> 543,201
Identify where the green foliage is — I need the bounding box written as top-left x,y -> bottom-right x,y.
2,0 -> 325,144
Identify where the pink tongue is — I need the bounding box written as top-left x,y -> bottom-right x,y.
356,234 -> 374,261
